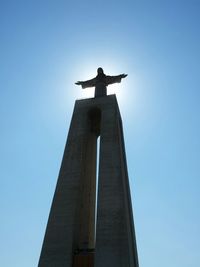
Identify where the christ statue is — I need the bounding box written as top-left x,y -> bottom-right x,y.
75,67 -> 127,97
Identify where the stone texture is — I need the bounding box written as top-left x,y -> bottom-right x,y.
38,95 -> 139,267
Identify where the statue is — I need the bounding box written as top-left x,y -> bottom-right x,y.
75,67 -> 127,97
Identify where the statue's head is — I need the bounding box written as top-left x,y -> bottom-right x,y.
97,67 -> 104,75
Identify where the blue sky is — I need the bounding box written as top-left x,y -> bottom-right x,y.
1,0 -> 200,266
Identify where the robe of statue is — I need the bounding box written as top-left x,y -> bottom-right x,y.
75,68 -> 127,97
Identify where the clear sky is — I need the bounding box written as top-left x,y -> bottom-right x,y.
1,0 -> 200,266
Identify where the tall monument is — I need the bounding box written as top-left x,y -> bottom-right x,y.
38,68 -> 139,267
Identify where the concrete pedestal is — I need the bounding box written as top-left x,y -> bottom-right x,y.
38,95 -> 139,267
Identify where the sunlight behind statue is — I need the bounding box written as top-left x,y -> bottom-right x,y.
75,67 -> 127,97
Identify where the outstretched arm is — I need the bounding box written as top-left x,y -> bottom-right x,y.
75,78 -> 96,89
106,74 -> 128,85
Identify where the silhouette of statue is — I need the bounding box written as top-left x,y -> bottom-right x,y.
75,67 -> 128,97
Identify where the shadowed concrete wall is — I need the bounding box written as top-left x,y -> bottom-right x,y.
38,95 -> 139,267
95,96 -> 139,267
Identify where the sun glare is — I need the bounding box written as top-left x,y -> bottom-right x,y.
75,64 -> 127,99
48,47 -> 139,123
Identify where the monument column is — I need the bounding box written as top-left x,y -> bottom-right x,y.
38,68 -> 139,267
95,96 -> 139,266
38,99 -> 99,266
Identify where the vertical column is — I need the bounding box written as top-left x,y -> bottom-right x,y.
78,132 -> 97,250
95,97 -> 139,267
38,100 -> 98,267
38,95 -> 139,267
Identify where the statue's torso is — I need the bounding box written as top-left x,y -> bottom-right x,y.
95,75 -> 107,97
